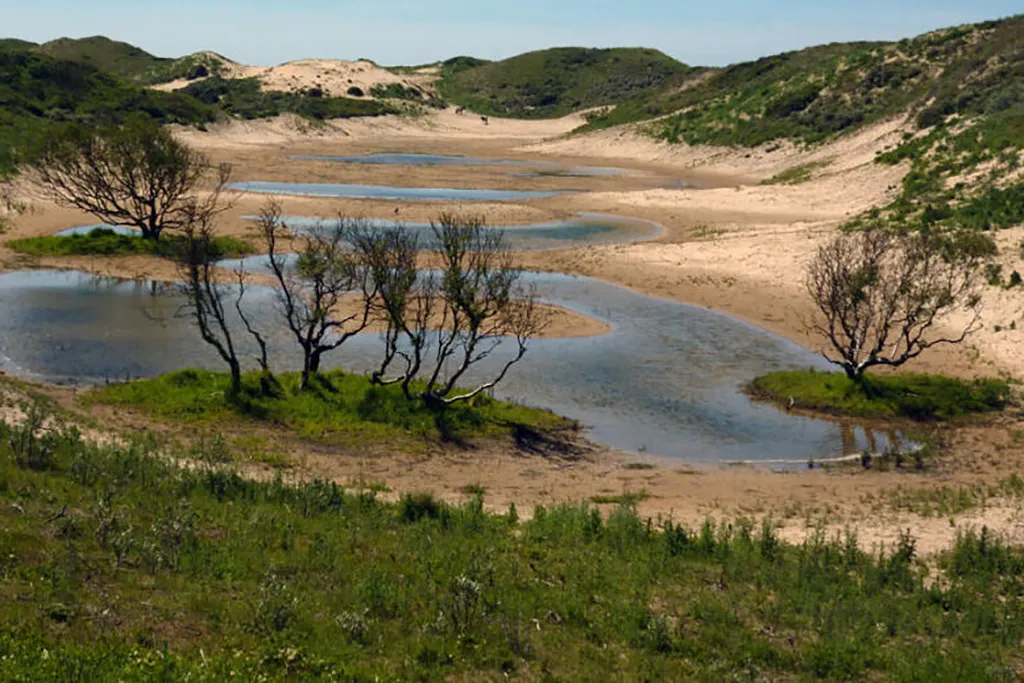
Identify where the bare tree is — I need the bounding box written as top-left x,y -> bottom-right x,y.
806,229 -> 993,381
176,204 -> 243,395
0,177 -> 27,235
356,214 -> 547,408
256,200 -> 377,391
27,119 -> 231,241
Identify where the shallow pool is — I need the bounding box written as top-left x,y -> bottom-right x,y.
258,213 -> 660,250
289,152 -> 625,177
229,181 -> 566,202
0,268 -> 898,463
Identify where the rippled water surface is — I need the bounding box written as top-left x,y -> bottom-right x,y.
0,269 -> 897,463
230,181 -> 565,202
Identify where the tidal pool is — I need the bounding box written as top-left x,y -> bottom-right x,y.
229,181 -> 565,202
0,268 -> 899,463
258,213 -> 660,250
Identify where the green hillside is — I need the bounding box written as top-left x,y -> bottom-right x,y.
437,47 -> 692,118
33,36 -> 229,85
36,35 -> 171,82
0,38 -> 37,51
0,49 -> 215,173
577,16 -> 1024,234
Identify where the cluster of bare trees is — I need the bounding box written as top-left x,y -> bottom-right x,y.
180,200 -> 546,408
25,119 -> 546,410
805,228 -> 995,381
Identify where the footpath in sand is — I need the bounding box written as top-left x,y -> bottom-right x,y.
6,108 -> 1024,554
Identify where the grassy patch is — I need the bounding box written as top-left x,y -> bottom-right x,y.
87,368 -> 571,447
761,161 -> 826,185
7,228 -> 254,259
2,417 -> 1024,679
591,491 -> 650,506
748,370 -> 1011,421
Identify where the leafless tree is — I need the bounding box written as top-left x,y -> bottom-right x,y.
27,120 -> 232,241
355,213 -> 547,408
0,177 -> 26,235
256,200 -> 377,391
806,228 -> 993,381
176,203 -> 243,395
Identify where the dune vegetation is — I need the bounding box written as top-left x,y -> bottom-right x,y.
2,406 -> 1024,681
436,47 -> 692,118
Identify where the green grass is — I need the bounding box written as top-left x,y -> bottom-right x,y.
6,229 -> 254,259
437,47 -> 691,119
87,368 -> 570,447
748,370 -> 1012,421
761,161 -> 826,185
1,413 -> 1024,680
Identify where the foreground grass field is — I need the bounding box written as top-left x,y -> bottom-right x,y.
748,370 -> 1012,421
1,410 -> 1023,681
6,229 -> 254,259
88,369 -> 571,447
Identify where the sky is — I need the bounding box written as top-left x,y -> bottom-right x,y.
2,1 -> 1020,67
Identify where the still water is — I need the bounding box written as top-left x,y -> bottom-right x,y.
0,268 -> 896,463
229,181 -> 566,202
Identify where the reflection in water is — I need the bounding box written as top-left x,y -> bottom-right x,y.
55,225 -> 140,237
0,269 -> 906,464
254,213 -> 661,251
229,181 -> 566,202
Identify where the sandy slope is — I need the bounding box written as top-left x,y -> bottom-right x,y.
153,56 -> 437,98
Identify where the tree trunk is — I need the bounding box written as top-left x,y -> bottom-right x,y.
228,359 -> 242,397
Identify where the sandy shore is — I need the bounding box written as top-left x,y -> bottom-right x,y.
4,109 -> 1023,553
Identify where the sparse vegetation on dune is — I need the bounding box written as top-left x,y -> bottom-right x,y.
2,408 -> 1024,680
180,76 -> 395,121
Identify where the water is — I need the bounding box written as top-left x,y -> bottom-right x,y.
255,213 -> 661,251
55,225 -> 140,237
289,152 -> 625,177
229,181 -> 566,202
0,268 -> 900,463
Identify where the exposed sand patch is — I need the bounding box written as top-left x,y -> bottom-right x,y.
172,111 -> 587,151
153,57 -> 438,98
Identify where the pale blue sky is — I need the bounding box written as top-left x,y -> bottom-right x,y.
3,1 -> 1020,66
